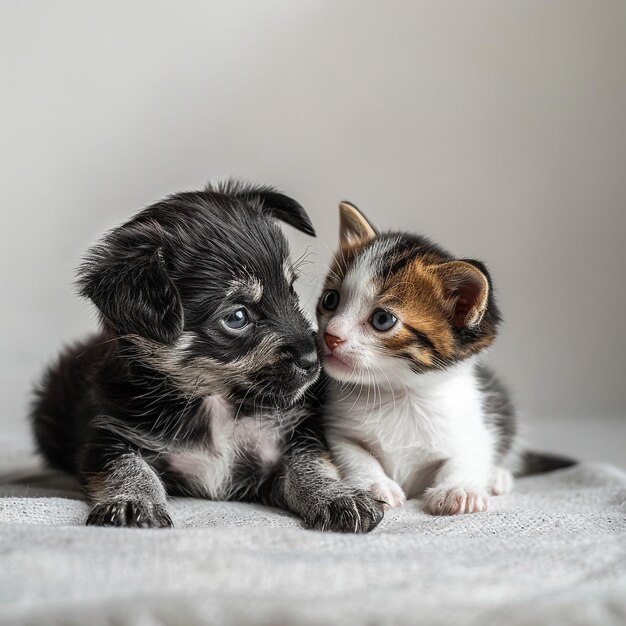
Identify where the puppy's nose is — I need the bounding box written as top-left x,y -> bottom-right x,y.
294,351 -> 318,373
324,333 -> 344,351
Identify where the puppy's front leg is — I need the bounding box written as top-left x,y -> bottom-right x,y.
81,434 -> 172,528
272,449 -> 385,533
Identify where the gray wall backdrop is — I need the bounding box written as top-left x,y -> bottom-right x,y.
1,1 -> 625,448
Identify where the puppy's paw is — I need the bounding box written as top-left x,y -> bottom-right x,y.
423,487 -> 489,516
305,489 -> 385,533
371,478 -> 406,509
86,499 -> 173,528
488,466 -> 514,496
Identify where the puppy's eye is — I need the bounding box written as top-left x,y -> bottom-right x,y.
370,309 -> 397,332
321,289 -> 340,311
223,307 -> 249,330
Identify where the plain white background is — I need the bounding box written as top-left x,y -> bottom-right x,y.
1,1 -> 624,464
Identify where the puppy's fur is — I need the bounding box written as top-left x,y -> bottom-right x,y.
30,182 -> 383,532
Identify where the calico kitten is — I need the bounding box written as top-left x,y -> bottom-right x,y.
30,183 -> 383,532
316,202 -> 574,515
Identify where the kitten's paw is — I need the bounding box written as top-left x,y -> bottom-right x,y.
305,489 -> 385,533
489,467 -> 514,496
86,499 -> 173,528
371,478 -> 406,509
423,487 -> 489,515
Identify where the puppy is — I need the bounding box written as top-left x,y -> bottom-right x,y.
30,181 -> 384,532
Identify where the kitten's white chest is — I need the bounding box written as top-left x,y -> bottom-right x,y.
328,363 -> 490,495
167,396 -> 281,499
338,391 -> 451,490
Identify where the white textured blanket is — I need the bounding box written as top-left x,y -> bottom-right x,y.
1,440 -> 625,626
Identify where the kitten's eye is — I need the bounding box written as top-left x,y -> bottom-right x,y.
223,307 -> 249,330
321,289 -> 340,311
371,309 -> 398,332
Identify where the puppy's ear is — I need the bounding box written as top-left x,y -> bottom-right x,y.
255,190 -> 316,236
216,180 -> 316,236
429,260 -> 489,330
78,241 -> 183,344
339,201 -> 377,248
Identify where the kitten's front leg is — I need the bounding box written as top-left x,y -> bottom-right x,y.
329,435 -> 406,509
81,431 -> 172,528
271,449 -> 385,533
489,466 -> 514,496
423,455 -> 492,516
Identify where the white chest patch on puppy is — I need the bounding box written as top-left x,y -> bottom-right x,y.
167,395 -> 282,499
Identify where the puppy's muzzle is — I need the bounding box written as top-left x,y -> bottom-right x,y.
293,351 -> 318,375
284,335 -> 320,388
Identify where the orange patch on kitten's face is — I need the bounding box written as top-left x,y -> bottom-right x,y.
379,259 -> 457,360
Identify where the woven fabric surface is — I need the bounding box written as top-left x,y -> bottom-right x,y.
1,439 -> 625,626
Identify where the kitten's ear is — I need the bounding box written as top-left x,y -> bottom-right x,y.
78,240 -> 184,344
430,260 -> 489,329
339,201 -> 377,247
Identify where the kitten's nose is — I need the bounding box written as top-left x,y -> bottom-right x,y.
324,333 -> 344,351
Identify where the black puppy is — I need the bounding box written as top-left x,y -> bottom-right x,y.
30,181 -> 383,532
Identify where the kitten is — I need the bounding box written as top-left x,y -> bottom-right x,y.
30,183 -> 383,532
316,201 -> 574,515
